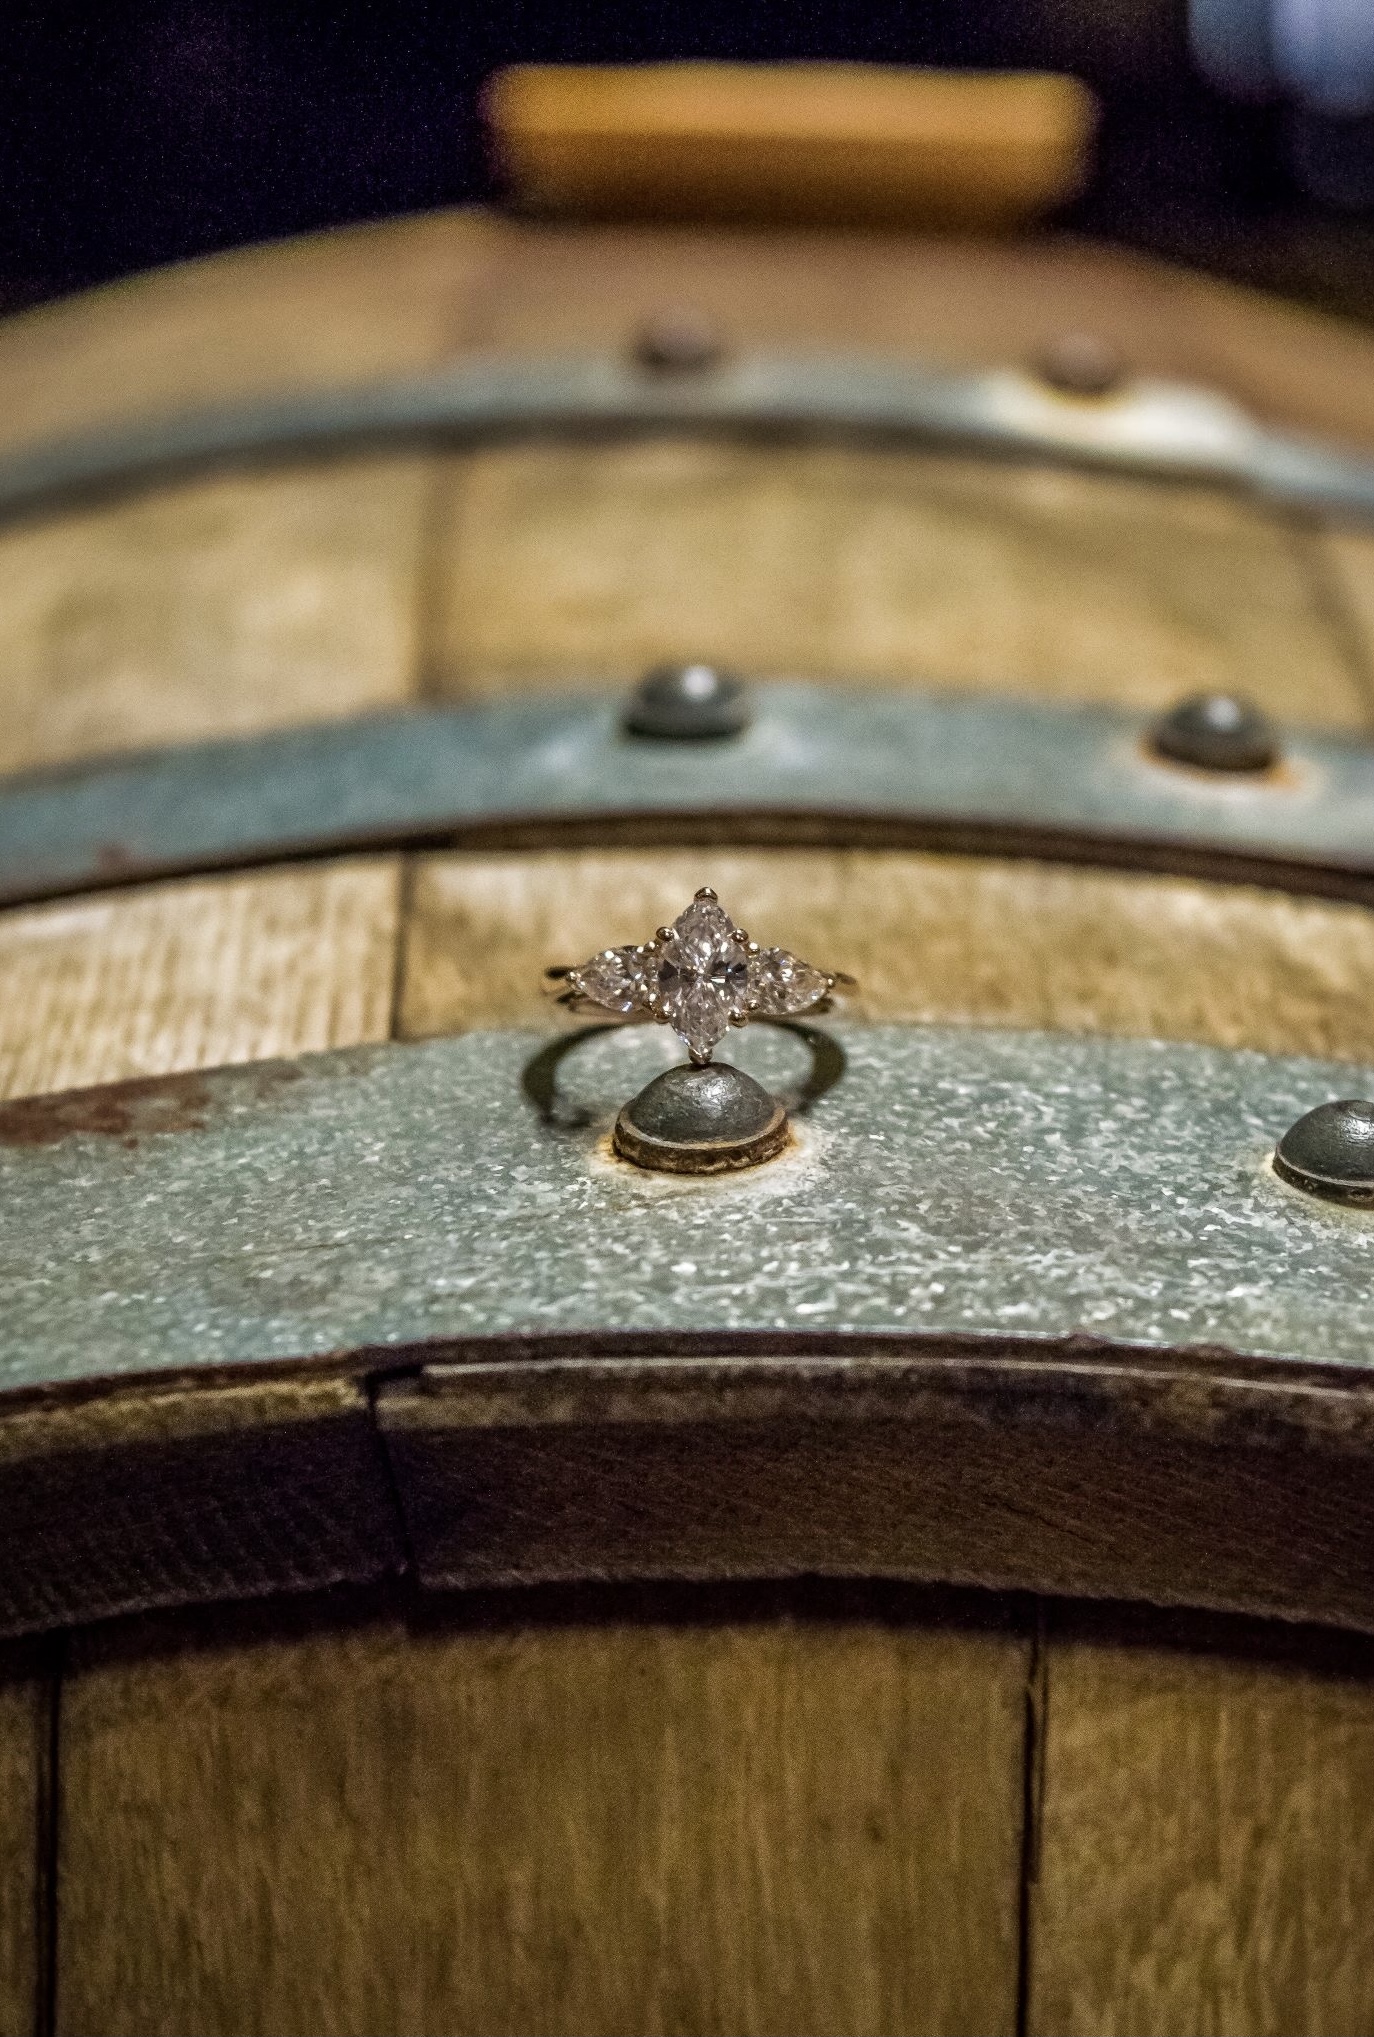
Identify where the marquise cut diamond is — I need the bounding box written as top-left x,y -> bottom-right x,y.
653,898 -> 750,1059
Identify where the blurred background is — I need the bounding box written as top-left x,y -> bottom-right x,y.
1,0 -> 1372,317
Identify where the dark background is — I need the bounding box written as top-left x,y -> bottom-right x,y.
1,0 -> 1371,316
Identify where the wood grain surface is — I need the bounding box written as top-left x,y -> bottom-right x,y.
0,210 -> 492,458
55,1586 -> 1028,2037
1030,1616 -> 1374,2037
0,863 -> 405,1634
1318,525 -> 1374,698
379,1358 -> 1374,1634
402,847 -> 1374,1061
0,1643 -> 45,2037
432,443 -> 1370,723
0,1374 -> 403,1639
0,859 -> 400,1102
0,457 -> 433,774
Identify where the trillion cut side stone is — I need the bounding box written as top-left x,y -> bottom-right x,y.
653,898 -> 749,1058
568,945 -> 647,1013
748,947 -> 830,1015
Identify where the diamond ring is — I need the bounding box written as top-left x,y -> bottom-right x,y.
547,887 -> 851,1065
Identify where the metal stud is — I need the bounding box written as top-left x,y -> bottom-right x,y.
1149,692 -> 1279,774
632,308 -> 724,374
1275,1099 -> 1374,1206
1035,332 -> 1126,399
613,1062 -> 788,1175
623,663 -> 751,740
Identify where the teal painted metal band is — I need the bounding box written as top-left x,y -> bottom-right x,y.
1,685 -> 1373,907
1,1022 -> 1372,1398
0,351 -> 1372,526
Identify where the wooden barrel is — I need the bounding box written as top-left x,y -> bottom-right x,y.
5,199 -> 1374,2037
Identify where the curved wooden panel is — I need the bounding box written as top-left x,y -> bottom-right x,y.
435,443 -> 1370,724
0,859 -> 399,1101
0,457 -> 433,774
56,1586 -> 1027,2037
0,211 -> 491,460
1031,1612 -> 1374,2037
0,1643 -> 44,2037
403,848 -> 1374,1064
8,213 -> 1374,457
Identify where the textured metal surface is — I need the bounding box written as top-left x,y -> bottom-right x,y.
2,349 -> 1374,525
6,685 -> 1374,907
3,1023 -> 1374,1398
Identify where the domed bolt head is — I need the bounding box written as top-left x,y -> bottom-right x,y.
1275,1099 -> 1374,1206
1035,332 -> 1126,399
632,308 -> 724,374
614,1061 -> 788,1175
1150,692 -> 1279,774
623,662 -> 751,740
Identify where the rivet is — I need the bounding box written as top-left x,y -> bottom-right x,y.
1275,1099 -> 1374,1206
1150,692 -> 1278,774
1035,332 -> 1126,399
632,309 -> 724,374
623,663 -> 751,741
613,1062 -> 788,1175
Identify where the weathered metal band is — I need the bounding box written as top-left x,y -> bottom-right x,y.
4,1020 -> 1374,1636
5,684 -> 1374,908
1,351 -> 1373,526
2,1021 -> 1373,1395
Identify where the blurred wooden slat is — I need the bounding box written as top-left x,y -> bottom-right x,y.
0,1644 -> 44,2037
487,64 -> 1096,231
0,859 -> 400,1101
0,210 -> 1373,463
56,1590 -> 1027,2037
433,443 -> 1368,723
0,457 -> 434,773
401,848 -> 1374,1062
0,211 -> 492,459
1316,526 -> 1374,700
1030,1620 -> 1374,2037
1174,264 -> 1374,458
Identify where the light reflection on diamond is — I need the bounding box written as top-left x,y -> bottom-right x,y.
747,947 -> 830,1015
568,946 -> 646,1012
653,898 -> 749,1059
